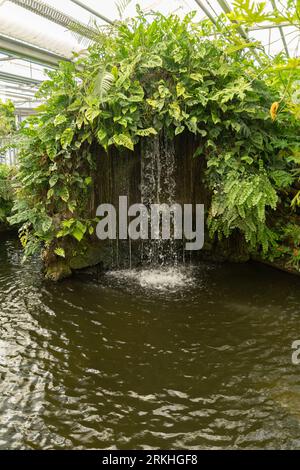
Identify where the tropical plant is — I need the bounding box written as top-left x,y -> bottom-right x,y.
0,164 -> 15,225
228,1 -> 300,117
0,99 -> 16,155
9,11 -> 300,271
226,0 -> 300,211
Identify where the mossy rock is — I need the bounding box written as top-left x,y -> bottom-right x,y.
69,244 -> 110,271
46,260 -> 72,282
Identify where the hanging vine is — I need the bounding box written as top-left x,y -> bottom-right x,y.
9,11 -> 300,272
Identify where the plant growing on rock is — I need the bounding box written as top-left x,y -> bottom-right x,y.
0,99 -> 16,155
0,164 -> 15,227
10,11 -> 300,277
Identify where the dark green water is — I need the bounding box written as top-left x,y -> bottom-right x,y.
1,233 -> 300,450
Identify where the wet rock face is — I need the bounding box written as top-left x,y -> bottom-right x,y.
69,244 -> 112,271
89,133 -> 207,270
47,132 -> 283,280
45,260 -> 72,282
44,133 -> 237,280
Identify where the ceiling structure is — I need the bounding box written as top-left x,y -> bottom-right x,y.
0,0 -> 298,108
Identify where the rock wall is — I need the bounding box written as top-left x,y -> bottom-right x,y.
45,133 -> 250,280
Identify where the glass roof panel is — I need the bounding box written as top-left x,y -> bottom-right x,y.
0,1 -> 86,57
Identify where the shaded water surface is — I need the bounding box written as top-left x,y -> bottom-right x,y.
1,233 -> 300,449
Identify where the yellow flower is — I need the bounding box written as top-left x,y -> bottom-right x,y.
270,102 -> 279,121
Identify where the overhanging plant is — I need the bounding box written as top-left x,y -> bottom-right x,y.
9,11 -> 300,274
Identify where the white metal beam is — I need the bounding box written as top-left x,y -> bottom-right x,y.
8,0 -> 98,40
217,0 -> 249,40
0,34 -> 66,67
249,22 -> 290,31
270,0 -> 289,57
194,0 -> 217,25
70,0 -> 113,25
0,70 -> 42,86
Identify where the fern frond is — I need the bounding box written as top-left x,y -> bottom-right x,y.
93,69 -> 115,101
208,168 -> 278,253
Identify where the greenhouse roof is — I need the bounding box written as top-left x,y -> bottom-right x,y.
0,0 -> 299,108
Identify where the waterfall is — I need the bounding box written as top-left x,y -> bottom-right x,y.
104,132 -> 195,289
141,133 -> 178,266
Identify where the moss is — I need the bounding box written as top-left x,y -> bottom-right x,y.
45,243 -> 113,281
45,261 -> 72,282
69,244 -> 106,270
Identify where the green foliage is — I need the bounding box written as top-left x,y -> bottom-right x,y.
230,0 -> 300,29
0,164 -> 15,224
10,11 -> 300,263
56,218 -> 94,242
273,223 -> 300,271
229,1 -> 300,117
0,100 -> 15,136
227,0 -> 300,213
208,167 -> 278,253
54,247 -> 66,258
0,100 -> 16,154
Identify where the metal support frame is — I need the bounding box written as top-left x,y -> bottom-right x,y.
194,0 -> 261,62
0,84 -> 35,92
0,84 -> 37,96
70,0 -> 113,25
217,0 -> 290,57
0,91 -> 35,99
0,70 -> 42,86
270,0 -> 289,57
0,54 -> 16,61
0,34 -> 67,67
8,0 -> 98,40
216,0 -> 262,63
249,22 -> 290,31
194,0 -> 217,25
217,0 -> 249,40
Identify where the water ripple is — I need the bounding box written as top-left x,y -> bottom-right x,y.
1,235 -> 300,449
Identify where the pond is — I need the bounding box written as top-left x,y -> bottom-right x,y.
1,233 -> 300,450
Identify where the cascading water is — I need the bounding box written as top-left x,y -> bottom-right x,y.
141,132 -> 178,266
106,133 -> 193,290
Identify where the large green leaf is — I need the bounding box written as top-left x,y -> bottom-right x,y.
112,134 -> 134,151
54,114 -> 67,126
54,247 -> 65,258
135,128 -> 157,136
60,128 -> 74,149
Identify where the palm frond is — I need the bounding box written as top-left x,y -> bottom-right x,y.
115,0 -> 132,19
93,69 -> 115,101
71,17 -> 113,48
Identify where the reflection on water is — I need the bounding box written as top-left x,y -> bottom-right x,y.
1,233 -> 300,449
